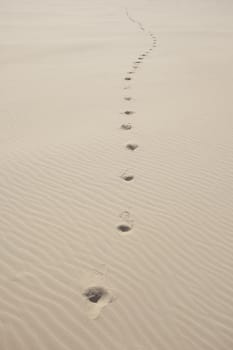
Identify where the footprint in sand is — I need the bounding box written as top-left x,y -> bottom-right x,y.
117,211 -> 134,235
125,77 -> 132,81
123,110 -> 135,115
126,143 -> 138,151
121,123 -> 132,130
117,224 -> 132,233
121,171 -> 134,181
83,286 -> 115,319
124,97 -> 132,101
83,286 -> 108,303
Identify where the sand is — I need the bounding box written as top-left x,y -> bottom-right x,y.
1,0 -> 233,349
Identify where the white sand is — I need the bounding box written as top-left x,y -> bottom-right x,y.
1,0 -> 233,349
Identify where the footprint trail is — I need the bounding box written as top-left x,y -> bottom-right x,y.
117,8 -> 157,234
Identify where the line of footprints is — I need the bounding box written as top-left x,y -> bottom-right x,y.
117,9 -> 157,235
82,10 -> 157,311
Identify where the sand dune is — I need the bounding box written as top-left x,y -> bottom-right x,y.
1,0 -> 233,349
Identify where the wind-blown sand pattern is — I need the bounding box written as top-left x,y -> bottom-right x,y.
1,0 -> 233,349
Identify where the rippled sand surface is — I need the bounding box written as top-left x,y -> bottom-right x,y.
1,0 -> 233,349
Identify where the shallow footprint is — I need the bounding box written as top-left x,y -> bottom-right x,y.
124,97 -> 132,101
125,77 -> 132,81
126,143 -> 138,151
121,123 -> 132,130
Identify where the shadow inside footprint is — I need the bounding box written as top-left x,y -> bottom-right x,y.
122,175 -> 134,181
117,224 -> 132,233
125,77 -> 131,81
124,110 -> 134,115
126,143 -> 138,151
83,287 -> 108,304
121,123 -> 132,130
124,97 -> 132,101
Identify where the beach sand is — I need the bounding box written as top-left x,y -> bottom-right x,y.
1,0 -> 233,349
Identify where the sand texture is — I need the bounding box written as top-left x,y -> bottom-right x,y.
1,0 -> 233,349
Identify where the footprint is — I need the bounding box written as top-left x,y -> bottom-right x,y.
117,224 -> 132,233
123,110 -> 134,115
83,286 -> 115,319
124,97 -> 132,101
126,143 -> 138,151
117,211 -> 134,234
121,123 -> 132,130
83,287 -> 107,303
128,71 -> 134,75
121,173 -> 134,181
125,77 -> 132,81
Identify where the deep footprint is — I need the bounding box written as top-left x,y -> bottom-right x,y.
126,143 -> 138,151
117,224 -> 132,233
83,286 -> 108,304
124,77 -> 132,81
122,174 -> 134,181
